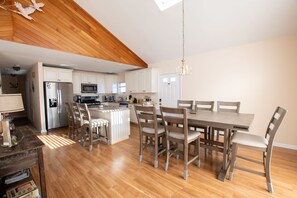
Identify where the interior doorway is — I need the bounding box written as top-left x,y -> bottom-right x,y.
1,74 -> 29,126
159,73 -> 181,107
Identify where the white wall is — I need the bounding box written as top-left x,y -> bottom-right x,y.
150,35 -> 297,148
26,62 -> 46,132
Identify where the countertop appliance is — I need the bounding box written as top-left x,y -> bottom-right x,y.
44,82 -> 73,130
81,83 -> 97,93
79,96 -> 101,108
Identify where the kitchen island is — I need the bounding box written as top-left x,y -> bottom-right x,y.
89,107 -> 130,144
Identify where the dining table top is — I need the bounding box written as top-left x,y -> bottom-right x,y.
157,109 -> 255,131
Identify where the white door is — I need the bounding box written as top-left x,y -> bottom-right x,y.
159,73 -> 180,107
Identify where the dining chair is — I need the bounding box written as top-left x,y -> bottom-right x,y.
160,106 -> 201,180
134,105 -> 166,168
229,106 -> 287,193
194,101 -> 215,112
192,101 -> 215,154
65,102 -> 75,139
215,101 -> 241,141
177,100 -> 194,110
71,102 -> 83,140
78,103 -> 109,151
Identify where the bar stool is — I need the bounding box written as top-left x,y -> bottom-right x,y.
78,103 -> 109,151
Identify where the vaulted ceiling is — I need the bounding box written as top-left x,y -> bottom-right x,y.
1,0 -> 297,73
75,0 -> 297,64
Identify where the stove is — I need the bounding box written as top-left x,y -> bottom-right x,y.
76,96 -> 101,108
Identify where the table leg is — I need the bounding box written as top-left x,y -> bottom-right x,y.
37,148 -> 47,198
218,129 -> 229,181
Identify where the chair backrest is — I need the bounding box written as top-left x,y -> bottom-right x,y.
194,101 -> 215,112
217,101 -> 240,113
135,105 -> 158,134
78,103 -> 93,129
177,100 -> 193,110
72,102 -> 82,125
65,102 -> 74,123
265,106 -> 287,149
160,106 -> 188,142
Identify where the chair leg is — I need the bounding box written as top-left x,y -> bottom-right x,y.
154,135 -> 158,168
229,143 -> 238,181
195,138 -> 201,167
184,143 -> 189,180
164,139 -> 170,171
89,128 -> 93,151
139,133 -> 143,162
265,151 -> 274,193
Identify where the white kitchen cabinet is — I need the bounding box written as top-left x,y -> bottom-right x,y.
81,72 -> 97,84
125,68 -> 157,93
125,71 -> 138,93
104,74 -> 118,94
43,67 -> 73,82
73,71 -> 82,94
128,104 -> 137,123
96,73 -> 105,93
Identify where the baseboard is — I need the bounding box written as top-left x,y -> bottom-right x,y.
274,142 -> 297,150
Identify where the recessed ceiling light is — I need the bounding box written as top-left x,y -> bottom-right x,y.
60,63 -> 70,66
154,0 -> 182,11
59,63 -> 77,67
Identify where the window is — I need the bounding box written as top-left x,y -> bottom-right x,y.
118,82 -> 126,93
154,0 -> 182,11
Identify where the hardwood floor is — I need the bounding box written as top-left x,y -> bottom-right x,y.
34,124 -> 297,197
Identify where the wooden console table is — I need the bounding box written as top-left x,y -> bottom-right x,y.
0,126 -> 46,198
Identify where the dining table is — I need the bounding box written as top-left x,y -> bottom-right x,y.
157,109 -> 255,181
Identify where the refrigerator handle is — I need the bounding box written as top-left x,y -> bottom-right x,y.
57,90 -> 62,113
59,89 -> 63,113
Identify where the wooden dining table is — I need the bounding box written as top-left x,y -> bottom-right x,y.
157,109 -> 255,181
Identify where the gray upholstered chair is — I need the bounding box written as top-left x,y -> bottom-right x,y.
229,106 -> 287,193
160,106 -> 201,180
135,105 -> 166,168
78,103 -> 109,151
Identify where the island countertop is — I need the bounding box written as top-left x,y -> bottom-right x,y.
89,106 -> 128,112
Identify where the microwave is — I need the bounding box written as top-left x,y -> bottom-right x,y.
81,83 -> 98,93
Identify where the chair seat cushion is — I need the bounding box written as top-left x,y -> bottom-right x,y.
232,132 -> 268,149
84,119 -> 109,128
142,125 -> 165,134
169,130 -> 201,141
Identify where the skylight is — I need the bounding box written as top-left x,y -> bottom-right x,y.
154,0 -> 182,11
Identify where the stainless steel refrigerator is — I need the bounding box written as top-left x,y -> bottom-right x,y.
44,82 -> 73,130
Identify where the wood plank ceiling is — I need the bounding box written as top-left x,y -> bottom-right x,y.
0,0 -> 147,68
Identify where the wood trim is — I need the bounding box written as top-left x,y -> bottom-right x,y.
0,0 -> 147,67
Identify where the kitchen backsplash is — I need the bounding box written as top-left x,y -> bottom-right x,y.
115,93 -> 158,104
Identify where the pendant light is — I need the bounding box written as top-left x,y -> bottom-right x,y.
176,0 -> 191,76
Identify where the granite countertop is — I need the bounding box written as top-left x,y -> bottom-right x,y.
89,106 -> 128,112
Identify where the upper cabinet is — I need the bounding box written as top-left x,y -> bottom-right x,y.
73,71 -> 82,94
104,75 -> 118,94
81,72 -> 97,84
125,68 -> 158,93
96,73 -> 105,94
43,67 -> 73,82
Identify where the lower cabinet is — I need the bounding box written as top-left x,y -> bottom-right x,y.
128,104 -> 138,124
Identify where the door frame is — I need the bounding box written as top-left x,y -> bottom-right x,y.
158,72 -> 182,107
